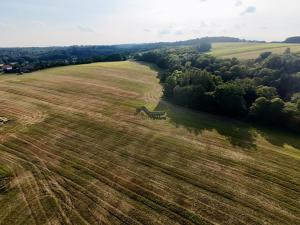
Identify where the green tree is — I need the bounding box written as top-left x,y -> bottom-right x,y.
194,55 -> 212,69
164,71 -> 182,97
214,83 -> 247,116
196,42 -> 212,53
269,98 -> 285,122
173,85 -> 193,106
229,65 -> 247,79
279,73 -> 300,99
291,92 -> 300,103
236,79 -> 257,108
259,52 -> 272,60
188,69 -> 216,91
167,54 -> 182,71
263,55 -> 282,70
249,97 -> 270,120
250,97 -> 285,124
188,85 -> 206,108
260,72 -> 280,86
256,86 -> 277,99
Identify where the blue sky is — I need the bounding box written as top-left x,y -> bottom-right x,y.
1,0 -> 300,47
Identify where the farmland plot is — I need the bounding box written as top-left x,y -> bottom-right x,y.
210,42 -> 300,59
0,61 -> 299,225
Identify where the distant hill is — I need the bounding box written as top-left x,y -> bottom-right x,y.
284,36 -> 300,43
185,36 -> 265,44
130,36 -> 265,49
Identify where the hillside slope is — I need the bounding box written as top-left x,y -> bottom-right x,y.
210,42 -> 300,59
0,61 -> 299,224
284,36 -> 300,43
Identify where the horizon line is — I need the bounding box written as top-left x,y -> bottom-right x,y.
0,35 -> 288,49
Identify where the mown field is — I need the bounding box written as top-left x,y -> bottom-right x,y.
0,61 -> 299,225
210,42 -> 300,59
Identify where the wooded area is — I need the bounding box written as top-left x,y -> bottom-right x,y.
136,47 -> 300,132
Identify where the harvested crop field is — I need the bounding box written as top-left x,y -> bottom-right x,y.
0,61 -> 299,225
210,42 -> 300,59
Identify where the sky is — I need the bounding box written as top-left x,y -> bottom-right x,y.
1,0 -> 300,47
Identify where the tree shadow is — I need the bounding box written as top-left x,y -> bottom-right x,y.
155,99 -> 300,151
254,124 -> 300,150
155,100 -> 258,150
138,62 -> 300,151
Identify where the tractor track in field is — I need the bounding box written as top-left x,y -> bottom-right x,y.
1,103 -> 298,224
29,122 -> 298,224
44,116 -> 300,206
0,149 -> 73,225
1,134 -> 188,225
6,122 -> 296,224
19,129 -> 250,224
2,135 -> 213,225
0,145 -> 129,225
18,120 -> 264,224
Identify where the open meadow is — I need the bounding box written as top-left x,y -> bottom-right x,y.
0,61 -> 300,225
210,42 -> 300,59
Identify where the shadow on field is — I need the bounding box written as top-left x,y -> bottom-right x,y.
155,100 -> 300,150
255,125 -> 300,150
140,62 -> 300,151
155,100 -> 258,150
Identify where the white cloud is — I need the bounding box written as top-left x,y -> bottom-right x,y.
1,0 -> 300,46
241,6 -> 257,15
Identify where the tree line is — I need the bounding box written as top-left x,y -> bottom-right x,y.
0,36 -> 261,73
135,47 -> 300,133
0,46 -> 131,73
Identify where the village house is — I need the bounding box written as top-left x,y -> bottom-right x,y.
3,64 -> 13,73
0,64 -> 4,72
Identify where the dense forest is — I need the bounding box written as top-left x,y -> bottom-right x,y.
0,46 -> 131,73
136,46 -> 300,133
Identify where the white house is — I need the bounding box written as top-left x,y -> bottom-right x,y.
3,65 -> 13,73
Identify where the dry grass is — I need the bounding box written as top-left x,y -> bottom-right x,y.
0,61 -> 299,225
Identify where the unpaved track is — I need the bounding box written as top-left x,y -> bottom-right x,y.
0,62 -> 299,225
